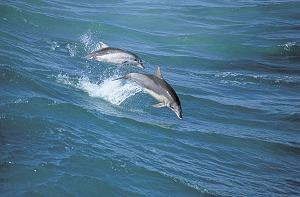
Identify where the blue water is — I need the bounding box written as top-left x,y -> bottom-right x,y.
1,0 -> 300,196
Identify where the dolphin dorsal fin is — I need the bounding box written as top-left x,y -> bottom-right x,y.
99,42 -> 109,49
155,66 -> 163,79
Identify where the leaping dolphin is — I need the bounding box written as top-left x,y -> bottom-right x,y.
115,66 -> 182,119
86,42 -> 144,68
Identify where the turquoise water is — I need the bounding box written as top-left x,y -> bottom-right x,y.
1,0 -> 300,196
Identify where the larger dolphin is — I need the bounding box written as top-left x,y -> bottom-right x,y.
86,42 -> 144,68
115,66 -> 182,119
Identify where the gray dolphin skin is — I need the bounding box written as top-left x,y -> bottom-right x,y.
116,66 -> 182,119
86,42 -> 144,68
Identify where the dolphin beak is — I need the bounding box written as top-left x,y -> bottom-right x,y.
137,63 -> 144,69
175,111 -> 182,119
169,106 -> 182,119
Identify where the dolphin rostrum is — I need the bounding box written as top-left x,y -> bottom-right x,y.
115,66 -> 182,119
86,42 -> 144,68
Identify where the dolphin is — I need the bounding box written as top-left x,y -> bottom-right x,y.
86,42 -> 144,68
115,66 -> 182,119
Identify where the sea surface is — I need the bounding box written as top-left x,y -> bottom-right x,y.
1,0 -> 300,196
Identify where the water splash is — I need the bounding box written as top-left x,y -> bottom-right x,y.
56,73 -> 141,106
66,43 -> 77,57
78,76 -> 141,105
56,73 -> 73,86
80,30 -> 102,53
50,41 -> 59,51
80,30 -> 92,49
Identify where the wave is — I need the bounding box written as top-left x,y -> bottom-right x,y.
213,71 -> 300,87
0,64 -> 45,91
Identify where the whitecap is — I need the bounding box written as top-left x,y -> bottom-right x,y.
278,42 -> 297,51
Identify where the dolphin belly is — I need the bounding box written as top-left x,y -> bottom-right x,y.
94,53 -> 135,64
144,88 -> 168,106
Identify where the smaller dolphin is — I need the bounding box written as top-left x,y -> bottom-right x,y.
115,66 -> 182,119
86,42 -> 144,68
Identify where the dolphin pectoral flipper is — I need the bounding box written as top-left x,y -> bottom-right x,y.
152,103 -> 165,108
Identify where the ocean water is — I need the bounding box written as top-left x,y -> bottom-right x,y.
1,0 -> 300,196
